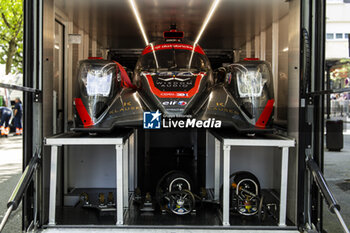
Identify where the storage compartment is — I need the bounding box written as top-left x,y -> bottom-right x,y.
44,129 -> 295,230
40,0 -> 301,231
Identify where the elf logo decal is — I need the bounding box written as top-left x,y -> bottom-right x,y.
162,101 -> 187,106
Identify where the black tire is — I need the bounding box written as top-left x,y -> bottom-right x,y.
220,171 -> 261,214
230,171 -> 261,195
156,170 -> 192,193
155,170 -> 193,209
156,170 -> 195,215
165,171 -> 192,192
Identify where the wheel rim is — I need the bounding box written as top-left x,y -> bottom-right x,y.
169,177 -> 191,192
168,190 -> 194,215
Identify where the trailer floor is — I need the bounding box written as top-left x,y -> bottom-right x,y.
40,228 -> 300,233
55,189 -> 295,228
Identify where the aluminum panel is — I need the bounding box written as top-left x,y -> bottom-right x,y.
39,228 -> 300,233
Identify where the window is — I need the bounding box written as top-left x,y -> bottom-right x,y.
327,33 -> 334,40
336,33 -> 343,39
345,33 -> 349,39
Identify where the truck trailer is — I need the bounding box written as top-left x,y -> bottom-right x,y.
0,0 -> 349,232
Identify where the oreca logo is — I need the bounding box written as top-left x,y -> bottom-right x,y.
162,101 -> 187,106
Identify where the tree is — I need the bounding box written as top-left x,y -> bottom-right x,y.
0,0 -> 23,75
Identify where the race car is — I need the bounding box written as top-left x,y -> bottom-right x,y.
73,29 -> 274,133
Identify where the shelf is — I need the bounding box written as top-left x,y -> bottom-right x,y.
44,130 -> 135,226
210,130 -> 296,227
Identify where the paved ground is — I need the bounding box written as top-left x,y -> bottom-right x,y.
323,133 -> 350,233
0,135 -> 22,233
0,131 -> 349,232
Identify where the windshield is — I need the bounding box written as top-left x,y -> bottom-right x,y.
136,46 -> 210,72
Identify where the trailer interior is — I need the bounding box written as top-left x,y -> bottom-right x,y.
15,0 -> 332,232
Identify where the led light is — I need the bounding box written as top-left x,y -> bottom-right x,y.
194,0 -> 221,45
150,43 -> 159,69
54,45 -> 60,50
189,0 -> 220,68
283,47 -> 289,52
129,0 -> 149,45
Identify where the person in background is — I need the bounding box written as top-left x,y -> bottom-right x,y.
13,97 -> 23,136
338,93 -> 345,117
0,105 -> 12,137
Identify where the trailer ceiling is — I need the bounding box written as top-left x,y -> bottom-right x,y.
55,0 -> 289,50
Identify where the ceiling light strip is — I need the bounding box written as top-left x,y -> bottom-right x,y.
194,0 -> 221,45
129,0 -> 149,45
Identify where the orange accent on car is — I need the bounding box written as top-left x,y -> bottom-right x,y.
255,99 -> 274,128
75,98 -> 94,127
113,61 -> 137,89
244,58 -> 259,61
88,57 -> 104,60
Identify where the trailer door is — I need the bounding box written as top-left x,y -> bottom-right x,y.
300,1 -> 349,233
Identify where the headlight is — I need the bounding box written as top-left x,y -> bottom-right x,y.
76,60 -> 118,123
86,72 -> 113,97
236,71 -> 265,98
78,62 -> 116,97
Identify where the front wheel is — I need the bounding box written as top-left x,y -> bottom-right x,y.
167,190 -> 195,215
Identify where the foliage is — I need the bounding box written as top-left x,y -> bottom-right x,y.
0,0 -> 23,74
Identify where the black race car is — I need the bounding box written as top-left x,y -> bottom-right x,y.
73,31 -> 274,133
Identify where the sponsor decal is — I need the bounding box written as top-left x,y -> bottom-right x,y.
160,93 -> 176,97
143,110 -> 222,129
142,43 -> 205,55
210,107 -> 239,114
159,92 -> 189,97
109,102 -> 141,114
143,72 -> 205,99
143,110 -> 162,129
209,102 -> 239,114
158,77 -> 191,82
162,101 -> 187,106
109,106 -> 141,114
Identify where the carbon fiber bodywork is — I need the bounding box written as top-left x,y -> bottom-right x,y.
73,42 -> 274,134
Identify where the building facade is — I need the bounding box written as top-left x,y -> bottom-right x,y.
326,0 -> 350,59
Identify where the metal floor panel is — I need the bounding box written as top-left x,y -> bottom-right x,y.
39,228 -> 300,233
55,189 -> 294,227
124,202 -> 221,226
